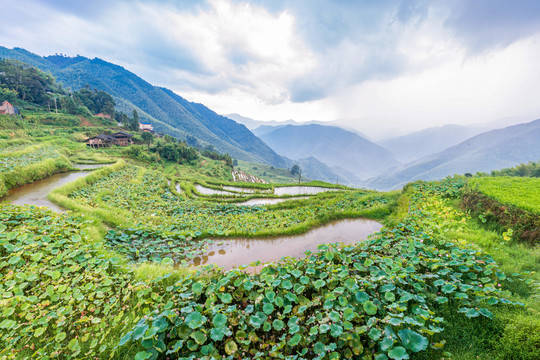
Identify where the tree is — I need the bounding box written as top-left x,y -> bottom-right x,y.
132,110 -> 140,129
0,87 -> 18,103
164,134 -> 175,143
290,164 -> 300,176
186,135 -> 199,148
141,131 -> 153,148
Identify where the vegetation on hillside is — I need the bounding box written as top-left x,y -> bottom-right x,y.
469,177 -> 540,215
490,160 -> 540,177
0,48 -> 288,167
0,54 -> 538,360
461,177 -> 540,245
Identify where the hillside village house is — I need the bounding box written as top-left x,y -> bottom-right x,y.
0,100 -> 20,115
85,131 -> 133,148
139,123 -> 153,132
111,131 -> 134,146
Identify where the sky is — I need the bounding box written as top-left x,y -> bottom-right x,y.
2,0 -> 540,138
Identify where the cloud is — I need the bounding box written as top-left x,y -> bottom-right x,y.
442,0 -> 540,52
2,0 -> 540,135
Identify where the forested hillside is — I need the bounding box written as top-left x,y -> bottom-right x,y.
0,47 -> 286,167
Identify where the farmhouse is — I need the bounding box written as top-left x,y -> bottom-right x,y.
84,131 -> 133,148
139,123 -> 153,132
0,100 -> 20,115
110,131 -> 134,146
85,134 -> 116,148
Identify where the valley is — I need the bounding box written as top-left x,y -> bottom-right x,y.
0,51 -> 538,360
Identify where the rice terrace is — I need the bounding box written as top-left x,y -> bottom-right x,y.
1,1 -> 540,359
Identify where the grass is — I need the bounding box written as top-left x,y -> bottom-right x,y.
470,177 -> 540,214
2,110 -> 539,359
237,159 -> 305,183
0,153 -> 73,197
428,198 -> 540,360
163,158 -> 233,182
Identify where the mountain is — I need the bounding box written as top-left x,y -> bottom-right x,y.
226,114 -> 302,130
377,124 -> 486,163
227,114 -> 371,139
285,157 -> 347,185
257,124 -> 399,180
368,119 -> 540,190
0,47 -> 286,167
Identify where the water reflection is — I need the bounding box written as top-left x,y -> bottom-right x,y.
274,186 -> 340,196
238,197 -> 302,206
195,184 -> 234,196
2,164 -> 104,212
192,218 -> 382,270
223,186 -> 271,194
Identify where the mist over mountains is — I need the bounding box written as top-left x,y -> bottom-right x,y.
367,119 -> 540,190
255,124 -> 398,181
377,124 -> 487,163
2,46 -> 538,189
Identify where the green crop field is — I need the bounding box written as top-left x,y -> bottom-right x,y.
471,177 -> 540,214
0,109 -> 539,359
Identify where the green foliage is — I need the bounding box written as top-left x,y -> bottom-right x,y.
0,59 -> 63,105
0,144 -> 72,196
73,87 -> 115,116
0,87 -> 18,103
65,166 -> 392,242
150,141 -> 198,164
141,131 -> 153,147
491,160 -> 540,178
120,179 -> 519,359
470,177 -> 540,214
0,145 -> 61,173
0,205 -> 137,359
122,110 -> 140,132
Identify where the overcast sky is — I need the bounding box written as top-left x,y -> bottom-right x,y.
2,0 -> 540,137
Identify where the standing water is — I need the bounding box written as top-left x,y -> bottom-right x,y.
192,218 -> 382,270
1,164 -> 104,213
274,186 -> 340,196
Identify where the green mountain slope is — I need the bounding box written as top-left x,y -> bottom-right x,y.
368,119 -> 540,190
0,47 -> 286,167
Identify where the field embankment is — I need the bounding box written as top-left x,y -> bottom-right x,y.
0,144 -> 73,197
462,177 -> 540,244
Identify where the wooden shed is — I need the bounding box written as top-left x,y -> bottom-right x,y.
85,134 -> 115,148
111,131 -> 134,146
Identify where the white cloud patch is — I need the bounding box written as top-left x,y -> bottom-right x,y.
333,34 -> 540,135
136,0 -> 317,103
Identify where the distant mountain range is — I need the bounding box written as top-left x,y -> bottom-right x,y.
377,124 -> 486,163
367,119 -> 540,190
284,157 -> 347,184
255,124 -> 398,181
0,47 -> 286,167
227,113 -> 371,139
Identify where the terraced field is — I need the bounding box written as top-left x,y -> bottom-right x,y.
0,138 -> 537,359
62,164 -> 394,265
0,146 -> 61,173
470,177 -> 540,214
